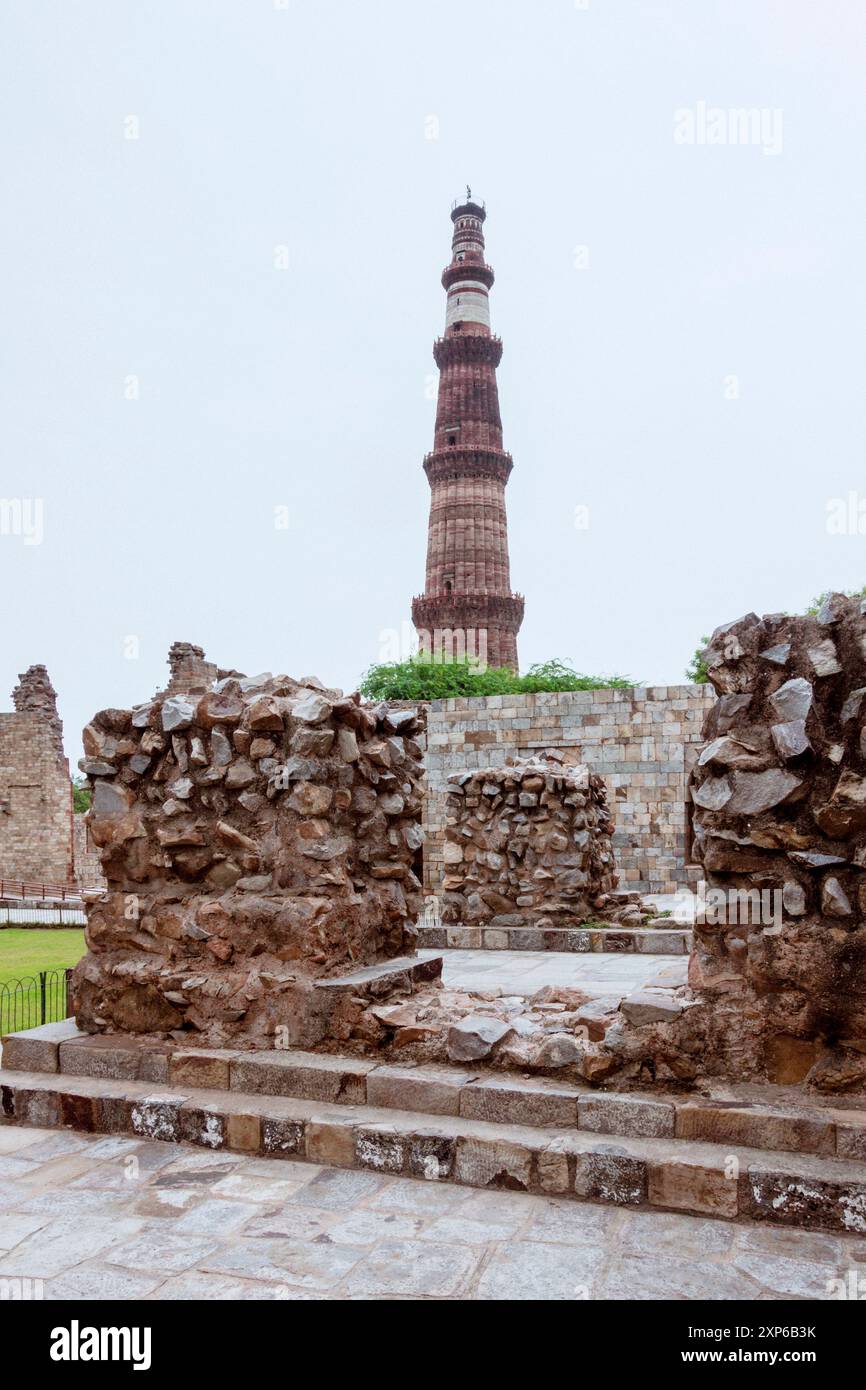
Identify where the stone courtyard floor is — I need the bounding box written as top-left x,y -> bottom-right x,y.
0,1123 -> 862,1300
420,946 -> 684,998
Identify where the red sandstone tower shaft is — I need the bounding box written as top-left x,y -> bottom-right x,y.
412,195 -> 524,670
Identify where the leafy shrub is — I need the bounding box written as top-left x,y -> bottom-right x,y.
358,657 -> 636,702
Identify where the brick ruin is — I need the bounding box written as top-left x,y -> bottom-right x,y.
437,756 -> 651,935
0,665 -> 74,885
73,666 -> 432,1046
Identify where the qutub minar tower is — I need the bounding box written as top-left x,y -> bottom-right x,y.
412,191 -> 524,670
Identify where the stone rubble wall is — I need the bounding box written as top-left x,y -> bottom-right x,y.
0,665 -> 73,885
587,595 -> 866,1096
420,685 -> 714,897
73,659 -> 426,1048
439,758 -> 621,932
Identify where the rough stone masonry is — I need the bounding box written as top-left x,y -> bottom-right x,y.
437,755 -> 650,936
592,594 -> 866,1095
73,653 -> 429,1047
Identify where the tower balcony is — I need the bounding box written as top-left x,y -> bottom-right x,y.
433,334 -> 503,369
411,591 -> 525,635
441,261 -> 495,291
422,447 -> 513,487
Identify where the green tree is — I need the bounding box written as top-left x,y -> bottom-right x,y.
358,656 -> 635,701
685,637 -> 710,685
72,775 -> 91,813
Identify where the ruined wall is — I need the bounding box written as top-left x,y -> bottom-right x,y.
0,666 -> 73,885
421,685 -> 714,896
583,597 -> 866,1095
685,596 -> 866,1091
73,663 -> 426,1047
440,758 -> 620,932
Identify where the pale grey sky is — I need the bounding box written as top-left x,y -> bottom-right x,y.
2,0 -> 865,762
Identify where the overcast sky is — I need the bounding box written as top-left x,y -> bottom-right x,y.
2,0 -> 865,764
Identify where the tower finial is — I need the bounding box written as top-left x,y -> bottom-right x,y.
466,183 -> 471,201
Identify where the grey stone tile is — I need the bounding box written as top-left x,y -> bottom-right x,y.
153,1271 -> 318,1300
343,1239 -> 482,1297
104,1230 -> 220,1275
476,1240 -> 606,1300
173,1198 -> 261,1236
326,1209 -> 426,1245
0,1217 -> 144,1279
290,1168 -> 386,1210
201,1238 -> 362,1290
619,1209 -> 734,1257
598,1255 -> 760,1301
732,1251 -> 843,1299
46,1263 -> 164,1300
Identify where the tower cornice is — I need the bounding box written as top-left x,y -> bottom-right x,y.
441,261 -> 495,291
423,447 -> 513,487
433,335 -> 503,369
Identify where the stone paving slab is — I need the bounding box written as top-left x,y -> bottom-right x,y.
419,947 -> 687,999
0,1125 -> 862,1301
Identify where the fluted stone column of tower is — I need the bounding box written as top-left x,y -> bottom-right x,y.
412,195 -> 524,671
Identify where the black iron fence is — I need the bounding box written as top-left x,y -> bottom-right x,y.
0,968 -> 72,1035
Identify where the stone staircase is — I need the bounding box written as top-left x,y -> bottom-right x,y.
3,1020 -> 866,1234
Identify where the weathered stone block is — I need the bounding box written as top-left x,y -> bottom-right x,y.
366,1065 -> 470,1116
649,1159 -> 738,1218
578,1093 -> 675,1140
675,1103 -> 835,1156
460,1076 -> 580,1128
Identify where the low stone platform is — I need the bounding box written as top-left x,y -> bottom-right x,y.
418,923 -> 692,954
3,1021 -> 866,1233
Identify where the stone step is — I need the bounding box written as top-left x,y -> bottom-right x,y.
2,1065 -> 866,1232
5,1020 -> 866,1164
417,923 -> 692,954
314,953 -> 443,997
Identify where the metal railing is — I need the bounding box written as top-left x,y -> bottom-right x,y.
0,968 -> 72,1035
0,879 -> 82,903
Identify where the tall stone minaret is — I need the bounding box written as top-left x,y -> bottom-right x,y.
412,194 -> 523,670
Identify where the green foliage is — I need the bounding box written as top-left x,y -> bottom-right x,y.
805,585 -> 866,616
358,657 -> 637,702
685,636 -> 711,685
72,776 -> 91,814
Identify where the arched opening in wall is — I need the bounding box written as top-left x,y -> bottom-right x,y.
444,578 -> 453,596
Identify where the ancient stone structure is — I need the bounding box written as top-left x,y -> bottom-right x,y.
421,684 -> 715,897
685,595 -> 866,1091
573,596 -> 866,1096
0,665 -> 74,885
73,660 -> 430,1046
438,757 -> 623,936
411,194 -> 524,670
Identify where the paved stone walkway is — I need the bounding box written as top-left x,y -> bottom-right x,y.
420,947 -> 684,999
0,1124 -> 862,1300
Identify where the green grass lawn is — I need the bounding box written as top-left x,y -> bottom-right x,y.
0,928 -> 86,987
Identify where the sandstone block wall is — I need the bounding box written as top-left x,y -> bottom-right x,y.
74,664 -> 426,1047
0,666 -> 73,885
421,685 -> 714,897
